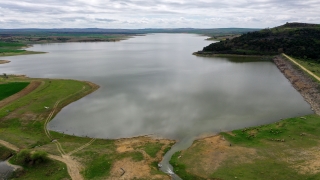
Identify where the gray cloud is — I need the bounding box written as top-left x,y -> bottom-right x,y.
95,18 -> 117,22
0,0 -> 319,28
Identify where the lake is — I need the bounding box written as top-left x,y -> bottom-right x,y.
1,33 -> 314,176
1,34 -> 312,140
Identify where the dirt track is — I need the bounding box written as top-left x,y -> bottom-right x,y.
0,81 -> 42,109
0,139 -> 83,180
283,54 -> 320,82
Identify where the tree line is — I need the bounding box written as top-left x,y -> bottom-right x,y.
202,24 -> 320,63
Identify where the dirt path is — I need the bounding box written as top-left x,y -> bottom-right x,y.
0,81 -> 42,109
0,139 -> 83,180
49,154 -> 84,180
283,54 -> 320,82
67,138 -> 96,156
0,80 -> 100,180
0,139 -> 19,151
40,85 -> 96,180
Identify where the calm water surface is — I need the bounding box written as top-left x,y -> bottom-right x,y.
0,34 -> 313,176
0,161 -> 14,179
1,34 -> 312,139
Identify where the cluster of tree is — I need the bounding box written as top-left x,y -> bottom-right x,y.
202,23 -> 320,63
14,149 -> 49,166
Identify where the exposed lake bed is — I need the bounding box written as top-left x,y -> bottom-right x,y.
0,34 -> 316,178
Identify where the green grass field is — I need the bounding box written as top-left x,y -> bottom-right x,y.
0,76 -> 173,179
293,59 -> 320,78
0,82 -> 30,100
171,114 -> 320,180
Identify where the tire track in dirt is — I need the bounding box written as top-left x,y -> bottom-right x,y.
1,82 -> 98,180
67,138 -> 96,156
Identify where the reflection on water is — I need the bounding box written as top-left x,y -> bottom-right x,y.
0,34 -> 312,140
1,34 -> 313,178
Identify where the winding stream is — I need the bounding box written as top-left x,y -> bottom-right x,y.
0,34 -> 313,178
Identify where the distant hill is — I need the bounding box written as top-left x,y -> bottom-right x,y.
0,28 -> 258,36
197,23 -> 320,62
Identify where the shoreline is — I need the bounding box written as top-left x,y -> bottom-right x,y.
192,52 -> 264,58
273,55 -> 320,115
0,60 -> 10,64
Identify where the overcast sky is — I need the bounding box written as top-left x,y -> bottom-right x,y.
0,0 -> 319,29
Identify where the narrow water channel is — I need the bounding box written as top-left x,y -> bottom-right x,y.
0,34 -> 313,178
0,161 -> 14,179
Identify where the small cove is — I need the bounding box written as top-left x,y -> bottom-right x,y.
0,34 -> 313,177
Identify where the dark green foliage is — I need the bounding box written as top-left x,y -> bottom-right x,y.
30,151 -> 49,165
15,150 -> 48,166
0,42 -> 25,47
0,82 -> 30,100
202,23 -> 320,62
16,149 -> 32,165
9,155 -> 69,180
0,41 -> 27,54
0,145 -> 14,160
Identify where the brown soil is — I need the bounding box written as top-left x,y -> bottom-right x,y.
0,60 -> 10,64
0,81 -> 42,109
49,155 -> 84,180
108,136 -> 174,180
285,147 -> 320,174
274,56 -> 320,115
180,135 -> 257,178
109,158 -> 166,180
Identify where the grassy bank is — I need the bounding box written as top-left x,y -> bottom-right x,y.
170,114 -> 320,180
0,75 -> 173,179
292,58 -> 320,79
0,145 -> 14,160
0,41 -> 45,57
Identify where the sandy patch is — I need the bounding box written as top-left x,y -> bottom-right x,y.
109,158 -> 167,180
180,135 -> 257,177
110,136 -> 174,180
286,147 -> 320,174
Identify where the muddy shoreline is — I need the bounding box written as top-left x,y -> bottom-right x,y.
273,55 -> 320,115
0,60 -> 10,64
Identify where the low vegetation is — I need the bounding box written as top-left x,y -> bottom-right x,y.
0,145 -> 14,160
293,59 -> 320,78
171,114 -> 320,179
0,82 -> 29,100
9,154 -> 70,180
0,41 -> 44,56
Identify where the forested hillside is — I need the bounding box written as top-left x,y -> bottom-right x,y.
199,23 -> 320,63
